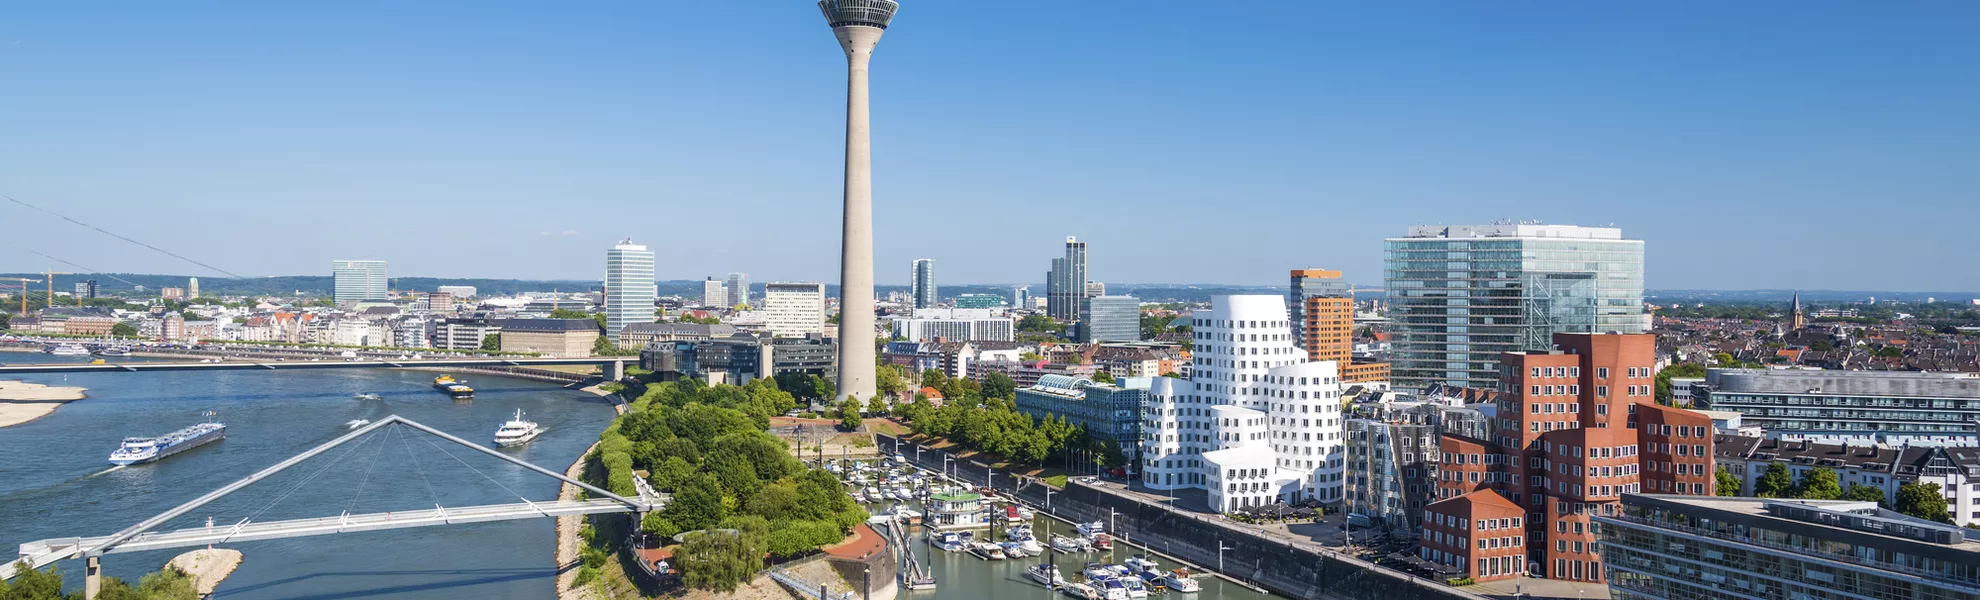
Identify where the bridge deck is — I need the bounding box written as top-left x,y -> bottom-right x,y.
0,357 -> 625,375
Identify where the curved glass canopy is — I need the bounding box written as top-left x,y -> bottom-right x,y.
818,0 -> 899,29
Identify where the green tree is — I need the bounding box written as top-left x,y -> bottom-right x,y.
1715,466 -> 1741,496
1754,462 -> 1794,498
663,473 -> 728,532
1809,339 -> 1834,351
839,399 -> 863,431
111,322 -> 138,337
866,394 -> 888,416
811,375 -> 835,402
1795,467 -> 1843,500
1895,482 -> 1952,522
1875,345 -> 1904,359
982,371 -> 1016,401
875,365 -> 906,397
1843,483 -> 1887,505
1091,370 -> 1116,384
2,560 -> 69,600
548,308 -> 591,320
1654,363 -> 1708,405
1712,352 -> 1737,367
479,333 -> 500,351
0,312 -> 9,329
1018,314 -> 1063,333
678,530 -> 764,593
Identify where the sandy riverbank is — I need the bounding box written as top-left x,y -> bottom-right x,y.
0,380 -> 88,428
167,548 -> 243,597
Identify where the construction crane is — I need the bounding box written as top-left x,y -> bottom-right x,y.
42,270 -> 73,309
1,278 -> 41,315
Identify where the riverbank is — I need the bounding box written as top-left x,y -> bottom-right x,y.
167,548 -> 243,597
0,380 -> 88,427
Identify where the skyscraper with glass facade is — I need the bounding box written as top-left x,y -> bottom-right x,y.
604,240 -> 655,345
726,272 -> 749,308
332,260 -> 388,304
911,258 -> 936,309
1080,295 -> 1140,342
1384,224 -> 1644,391
1047,237 -> 1087,322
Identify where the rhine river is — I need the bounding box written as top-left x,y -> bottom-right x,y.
1,353 -> 1284,600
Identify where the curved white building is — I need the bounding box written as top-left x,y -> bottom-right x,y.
1141,295 -> 1347,512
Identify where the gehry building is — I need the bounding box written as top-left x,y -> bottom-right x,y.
1140,295 -> 1347,512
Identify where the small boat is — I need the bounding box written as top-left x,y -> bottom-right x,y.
969,542 -> 1007,560
1060,582 -> 1102,600
852,490 -> 869,503
1092,578 -> 1131,600
1076,521 -> 1106,536
1001,541 -> 1030,558
1121,577 -> 1150,599
433,375 -> 474,399
492,409 -> 543,446
1123,556 -> 1159,575
1051,535 -> 1088,554
1027,563 -> 1068,588
352,393 -> 383,401
1090,533 -> 1113,550
1161,569 -> 1201,593
1083,563 -> 1116,582
345,419 -> 370,429
93,347 -> 131,357
929,532 -> 967,553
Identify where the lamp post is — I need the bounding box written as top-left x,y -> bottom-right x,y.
942,454 -> 954,480
1218,539 -> 1234,574
1045,489 -> 1058,513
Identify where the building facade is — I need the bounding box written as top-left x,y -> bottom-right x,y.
1047,237 -> 1088,323
1421,490 -> 1529,582
73,280 -> 98,299
1138,295 -> 1348,511
770,335 -> 838,381
726,272 -> 749,309
954,294 -> 1003,309
604,239 -> 656,346
1079,296 -> 1140,343
1013,286 -> 1030,310
889,308 -> 1014,342
762,282 -> 827,338
437,285 -> 477,298
332,260 -> 389,304
435,318 -> 502,351
700,278 -> 728,308
1344,402 -> 1489,532
1291,268 -> 1391,384
1703,368 -> 1980,446
1384,224 -> 1645,391
498,318 -> 600,358
911,259 -> 936,310
1015,375 -> 1149,456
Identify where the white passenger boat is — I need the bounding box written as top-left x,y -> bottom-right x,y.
492,409 -> 543,446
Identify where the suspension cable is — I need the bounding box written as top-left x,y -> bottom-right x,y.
344,425 -> 396,514
398,423 -> 444,509
243,428 -> 382,523
413,427 -> 529,502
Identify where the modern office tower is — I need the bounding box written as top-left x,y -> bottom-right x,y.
1596,496 -> 1980,600
819,0 -> 898,402
1079,296 -> 1141,342
700,278 -> 728,308
332,260 -> 389,304
1139,295 -> 1347,511
1085,282 -> 1105,298
603,239 -> 656,345
1012,286 -> 1030,309
1047,236 -> 1088,322
437,285 -> 477,298
1704,369 -> 1980,446
1290,269 -> 1390,383
1384,224 -> 1645,391
726,273 -> 750,308
889,308 -> 1015,342
1425,332 -> 1716,584
763,282 -> 827,338
911,258 -> 936,309
425,291 -> 454,312
187,278 -> 200,299
73,280 -> 97,299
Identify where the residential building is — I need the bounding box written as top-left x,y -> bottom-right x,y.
36,307 -> 118,336
1092,346 -> 1172,379
391,319 -> 430,348
954,294 -> 1003,309
726,272 -> 749,308
1702,368 -> 1980,446
884,340 -> 944,377
1015,375 -> 1151,458
187,278 -> 199,299
1047,237 -> 1087,322
975,359 -> 1097,388
160,287 -> 186,300
1291,268 -> 1391,384
1426,332 -> 1716,583
618,323 -> 738,348
700,278 -> 727,309
1079,296 -> 1139,343
1384,224 -> 1645,391
1139,295 -> 1348,511
762,282 -> 827,338
1420,490 -> 1529,582
1714,436 -> 1980,527
73,280 -> 98,299
498,318 -> 600,358
435,318 -> 502,351
332,260 -> 389,304
425,291 -> 453,313
1345,402 -> 1488,532
436,285 -> 477,298
1596,495 -> 1980,600
161,313 -> 187,341
604,239 -> 656,346
911,259 -> 936,309
770,335 -> 837,381
889,308 -> 1014,342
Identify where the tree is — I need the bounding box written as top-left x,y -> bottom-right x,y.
1017,314 -> 1062,333
1875,345 -> 1904,359
480,333 -> 500,351
1091,370 -> 1116,384
839,399 -> 863,431
982,371 -> 1016,401
875,365 -> 907,397
678,530 -> 764,593
1715,466 -> 1740,496
1810,339 -> 1834,351
1712,352 -> 1737,367
1754,462 -> 1793,498
548,308 -> 590,320
1795,467 -> 1843,500
1894,482 -> 1952,522
1844,483 -> 1887,505
811,375 -> 835,402
663,474 -> 728,533
111,322 -> 138,337
866,394 -> 888,416
1654,363 -> 1707,405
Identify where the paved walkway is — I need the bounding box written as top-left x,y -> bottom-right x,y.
1468,577 -> 1610,600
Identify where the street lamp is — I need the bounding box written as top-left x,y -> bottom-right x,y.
1218,539 -> 1234,574
942,454 -> 954,479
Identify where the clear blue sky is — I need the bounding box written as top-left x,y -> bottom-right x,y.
2,2 -> 1975,290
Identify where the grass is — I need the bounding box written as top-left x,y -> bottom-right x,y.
1041,474 -> 1069,488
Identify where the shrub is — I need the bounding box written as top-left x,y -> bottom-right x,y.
572,565 -> 599,588
581,546 -> 608,569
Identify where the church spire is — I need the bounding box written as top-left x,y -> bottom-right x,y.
1790,291 -> 1806,330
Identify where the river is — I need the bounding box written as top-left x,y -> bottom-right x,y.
0,353 -> 617,599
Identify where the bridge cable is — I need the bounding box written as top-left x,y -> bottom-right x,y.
344,424 -> 397,515
396,424 -> 444,510
242,428 -> 383,524
412,427 -> 530,502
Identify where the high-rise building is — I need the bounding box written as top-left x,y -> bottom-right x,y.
1079,296 -> 1140,342
911,258 -> 936,309
726,273 -> 750,309
763,282 -> 827,338
1424,332 -> 1715,583
819,0 -> 898,402
1384,224 -> 1644,391
1290,269 -> 1390,383
1139,295 -> 1348,511
332,260 -> 389,304
1012,286 -> 1030,309
1085,282 -> 1105,299
604,239 -> 655,345
1596,495 -> 1980,600
1047,237 -> 1088,322
700,278 -> 728,308
187,277 -> 200,299
73,280 -> 98,299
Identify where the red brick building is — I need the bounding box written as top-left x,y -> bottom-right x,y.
1424,333 -> 1716,583
1421,490 -> 1528,581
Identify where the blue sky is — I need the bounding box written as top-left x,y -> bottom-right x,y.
2,2 -> 1975,290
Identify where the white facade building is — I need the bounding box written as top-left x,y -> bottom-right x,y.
701,278 -> 728,308
889,308 -> 1014,342
1140,295 -> 1347,512
436,285 -> 477,298
762,282 -> 827,338
604,239 -> 656,345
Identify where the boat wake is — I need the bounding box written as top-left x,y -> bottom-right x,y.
86,466 -> 125,478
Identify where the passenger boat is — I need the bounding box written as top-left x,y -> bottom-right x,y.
1161,569 -> 1201,593
1027,563 -> 1067,588
93,347 -> 131,357
433,375 -> 474,399
1076,521 -> 1106,536
492,409 -> 543,446
1090,533 -> 1114,550
48,344 -> 90,356
108,416 -> 225,466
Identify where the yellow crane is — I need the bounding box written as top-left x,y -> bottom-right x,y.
41,270 -> 73,309
1,277 -> 42,315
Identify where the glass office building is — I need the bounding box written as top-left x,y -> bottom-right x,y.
332,260 -> 389,304
1015,375 -> 1149,455
1079,295 -> 1140,342
604,240 -> 656,345
1384,224 -> 1644,391
1598,494 -> 1980,600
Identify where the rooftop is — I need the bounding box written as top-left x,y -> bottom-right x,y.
1710,368 -> 1980,399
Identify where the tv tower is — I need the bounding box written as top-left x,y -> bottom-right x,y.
819,0 -> 898,402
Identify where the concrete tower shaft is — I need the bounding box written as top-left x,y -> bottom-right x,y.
820,0 -> 896,402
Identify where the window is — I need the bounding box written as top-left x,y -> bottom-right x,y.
1596,385 -> 1608,397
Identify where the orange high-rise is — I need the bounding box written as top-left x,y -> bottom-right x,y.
1290,269 -> 1389,383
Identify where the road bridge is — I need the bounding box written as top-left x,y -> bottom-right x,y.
0,356 -> 633,380
3,415 -> 665,598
